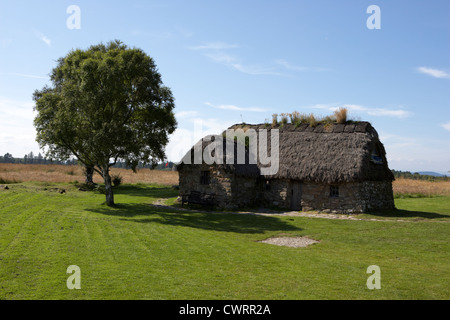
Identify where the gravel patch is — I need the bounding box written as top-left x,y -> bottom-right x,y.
259,236 -> 319,248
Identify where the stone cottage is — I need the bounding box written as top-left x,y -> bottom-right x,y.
177,121 -> 395,213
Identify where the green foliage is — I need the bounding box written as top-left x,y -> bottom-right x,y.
111,174 -> 123,187
308,113 -> 317,127
33,40 -> 177,205
271,113 -> 278,127
280,113 -> 289,125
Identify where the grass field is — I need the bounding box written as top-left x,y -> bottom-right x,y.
0,177 -> 449,299
0,163 -> 179,186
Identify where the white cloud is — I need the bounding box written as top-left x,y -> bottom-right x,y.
380,132 -> 450,172
175,110 -> 198,119
0,98 -> 40,156
41,35 -> 51,46
1,38 -> 12,48
205,102 -> 267,112
175,27 -> 194,38
188,42 -> 239,51
0,72 -> 49,80
33,29 -> 51,46
230,63 -> 283,76
190,41 -> 284,76
275,59 -> 331,73
441,122 -> 450,132
203,52 -> 236,64
275,59 -> 307,71
309,103 -> 411,119
165,116 -> 236,162
366,108 -> 410,118
417,67 -> 450,79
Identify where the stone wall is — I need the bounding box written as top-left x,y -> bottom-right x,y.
180,165 -> 394,213
263,179 -> 289,208
359,180 -> 395,211
178,165 -> 257,209
301,180 -> 394,213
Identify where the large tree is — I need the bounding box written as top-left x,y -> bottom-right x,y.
33,40 -> 177,206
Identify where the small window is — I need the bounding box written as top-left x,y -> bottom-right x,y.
200,171 -> 210,185
371,149 -> 383,164
330,185 -> 339,198
265,180 -> 271,191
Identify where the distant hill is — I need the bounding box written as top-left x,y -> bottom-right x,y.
417,171 -> 447,177
391,169 -> 448,181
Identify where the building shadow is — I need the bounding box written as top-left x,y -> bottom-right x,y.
363,208 -> 449,220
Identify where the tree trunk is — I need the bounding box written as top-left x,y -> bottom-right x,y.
84,165 -> 95,186
102,169 -> 114,206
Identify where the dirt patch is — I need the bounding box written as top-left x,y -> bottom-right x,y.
259,236 -> 319,248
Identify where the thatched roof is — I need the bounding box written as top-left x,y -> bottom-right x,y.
178,121 -> 394,183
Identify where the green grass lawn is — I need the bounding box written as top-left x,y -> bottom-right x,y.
0,183 -> 449,299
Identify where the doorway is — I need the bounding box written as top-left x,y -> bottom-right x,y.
290,180 -> 302,211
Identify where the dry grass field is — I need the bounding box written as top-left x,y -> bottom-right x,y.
1,163 -> 449,197
393,177 -> 450,197
0,163 -> 179,186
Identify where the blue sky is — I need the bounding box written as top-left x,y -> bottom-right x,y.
0,0 -> 449,173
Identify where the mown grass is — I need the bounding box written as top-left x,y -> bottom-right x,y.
0,183 -> 449,300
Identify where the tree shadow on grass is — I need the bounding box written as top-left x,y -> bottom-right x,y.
361,208 -> 449,220
86,203 -> 302,234
112,185 -> 179,199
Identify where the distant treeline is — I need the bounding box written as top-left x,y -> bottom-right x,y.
391,169 -> 448,181
0,152 -> 175,170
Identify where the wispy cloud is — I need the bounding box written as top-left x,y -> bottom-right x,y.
205,102 -> 267,113
41,35 -> 51,46
203,51 -> 236,64
175,110 -> 198,119
0,72 -> 49,80
33,29 -> 51,46
275,59 -> 308,72
189,41 -> 284,76
309,103 -> 411,119
417,66 -> 450,79
441,122 -> 450,132
275,59 -> 332,73
188,42 -> 239,51
0,97 -> 39,156
175,27 -> 194,38
229,63 -> 283,76
1,38 -> 12,48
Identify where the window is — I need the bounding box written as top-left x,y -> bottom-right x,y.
200,171 -> 210,185
265,180 -> 271,191
370,148 -> 383,164
330,185 -> 339,198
